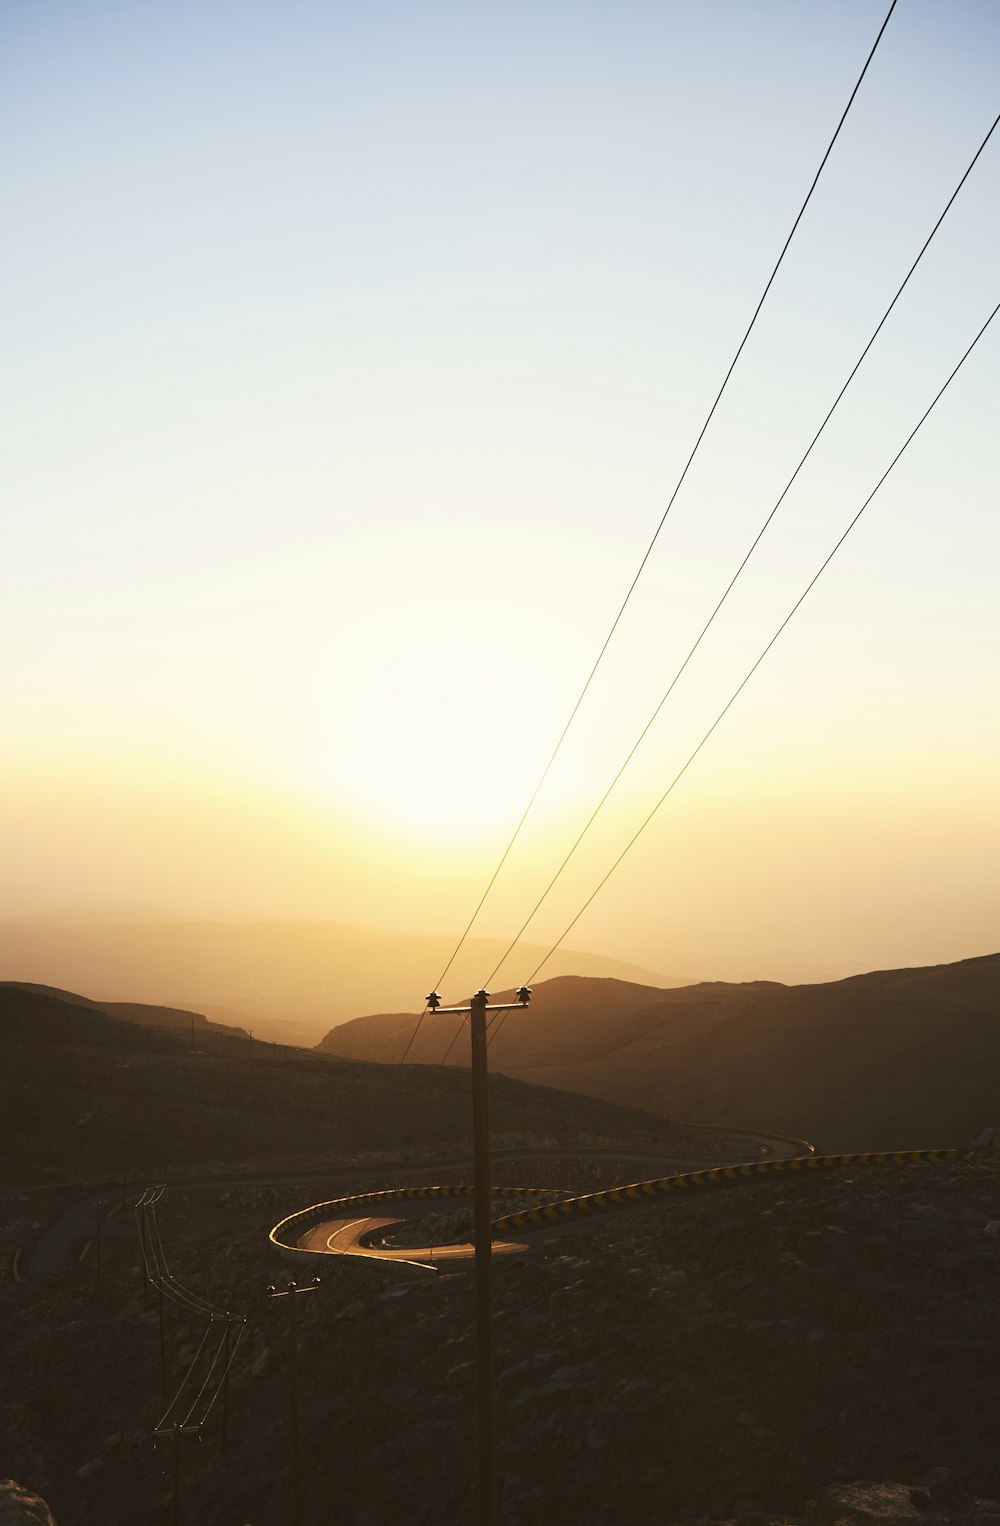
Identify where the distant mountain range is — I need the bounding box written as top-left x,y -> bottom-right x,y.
318,953 -> 1000,1152
0,917 -> 677,1044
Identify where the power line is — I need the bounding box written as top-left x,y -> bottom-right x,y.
399,1002 -> 430,1064
482,107 -> 1000,992
492,295 -> 1000,1029
407,0 -> 899,1035
198,1318 -> 248,1425
438,1005 -> 512,1069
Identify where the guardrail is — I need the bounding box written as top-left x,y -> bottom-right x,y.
269,1185 -> 559,1260
270,1149 -> 962,1261
492,1148 -> 962,1234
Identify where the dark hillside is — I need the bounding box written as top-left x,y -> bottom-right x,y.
0,984 -> 724,1190
2,980 -> 244,1036
320,955 -> 1000,1151
4,1147 -> 1000,1524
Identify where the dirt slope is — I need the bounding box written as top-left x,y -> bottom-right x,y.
4,1148 -> 999,1524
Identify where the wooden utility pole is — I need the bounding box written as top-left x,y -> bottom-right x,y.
470,990 -> 495,1525
172,1427 -> 180,1526
159,1286 -> 167,1395
425,985 -> 531,1526
267,1279 -> 320,1526
221,1323 -> 231,1452
164,1424 -> 199,1526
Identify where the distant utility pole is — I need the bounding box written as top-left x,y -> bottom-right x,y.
172,1427 -> 180,1526
247,1030 -> 253,1062
424,985 -> 531,1526
221,1322 -> 231,1452
267,1279 -> 320,1526
159,1286 -> 167,1395
166,1424 -> 199,1526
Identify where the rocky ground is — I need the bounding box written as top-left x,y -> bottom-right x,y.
2,1150 -> 999,1524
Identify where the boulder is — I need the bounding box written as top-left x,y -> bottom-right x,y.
0,1479 -> 56,1525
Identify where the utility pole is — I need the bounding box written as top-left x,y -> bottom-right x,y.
247,1029 -> 253,1062
167,1425 -> 199,1526
267,1278 -> 320,1526
172,1427 -> 180,1526
424,985 -> 531,1526
159,1286 -> 167,1395
136,1198 -> 150,1309
221,1322 -> 231,1452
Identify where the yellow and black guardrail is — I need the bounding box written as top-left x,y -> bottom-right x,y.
269,1184 -> 559,1255
491,1148 -> 962,1234
270,1149 -> 963,1258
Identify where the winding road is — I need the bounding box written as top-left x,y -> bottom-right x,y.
27,1130 -> 805,1277
272,1147 -> 961,1271
269,1129 -> 819,1270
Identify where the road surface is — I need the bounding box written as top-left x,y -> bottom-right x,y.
28,1132 -> 805,1277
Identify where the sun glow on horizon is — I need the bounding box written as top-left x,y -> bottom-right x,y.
295,599 -> 601,841
2,2 -> 998,981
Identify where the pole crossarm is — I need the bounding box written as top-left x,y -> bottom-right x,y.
426,986 -> 531,1017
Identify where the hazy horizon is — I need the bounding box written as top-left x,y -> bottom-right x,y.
1,881 -> 996,995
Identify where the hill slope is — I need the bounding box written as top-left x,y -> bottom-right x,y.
1,980 -> 246,1037
0,983 -> 722,1187
319,954 -> 1000,1151
5,1144 -> 1000,1525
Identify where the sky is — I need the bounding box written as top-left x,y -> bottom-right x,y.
2,0 -> 998,989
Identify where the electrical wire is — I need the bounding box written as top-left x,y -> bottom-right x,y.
154,1323 -> 214,1434
145,1212 -> 228,1318
198,1318 -> 248,1425
402,0 -> 899,1045
437,1012 -> 466,1068
438,1005 -> 513,1067
180,1323 -> 230,1429
398,1003 -> 430,1064
137,1193 -> 232,1318
483,106 -> 1000,992
508,295 -> 1000,1001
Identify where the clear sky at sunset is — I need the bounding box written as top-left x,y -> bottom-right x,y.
2,1 -> 997,989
